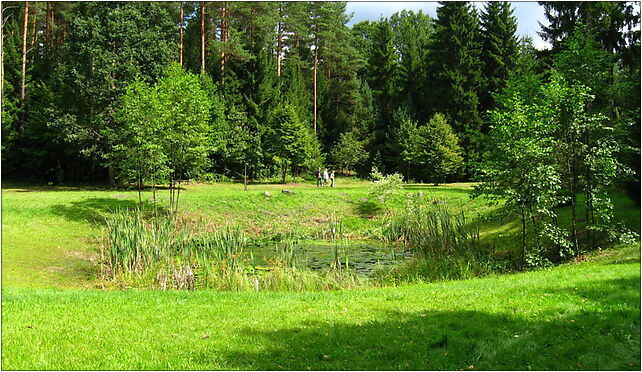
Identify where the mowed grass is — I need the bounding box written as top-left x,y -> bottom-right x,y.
1,181 -> 494,288
2,243 -> 639,370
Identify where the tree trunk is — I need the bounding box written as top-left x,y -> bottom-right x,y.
313,48 -> 318,133
550,211 -> 561,257
521,204 -> 527,270
108,166 -> 116,186
169,179 -> 172,210
220,3 -> 227,81
61,16 -> 67,45
19,1 -> 29,136
175,180 -> 182,214
528,204 -> 541,252
50,2 -> 54,41
56,158 -> 63,185
46,2 -> 51,47
276,5 -> 283,77
20,2 -> 29,103
152,172 -> 157,216
570,170 -> 579,259
281,160 -> 286,184
179,1 -> 184,66
244,164 -> 248,191
585,150 -> 594,250
1,22 -> 3,97
29,2 -> 36,54
248,6 -> 254,43
200,1 -> 206,74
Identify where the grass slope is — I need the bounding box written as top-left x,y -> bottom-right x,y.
0,182 -> 493,288
2,244 -> 639,370
3,181 -> 638,289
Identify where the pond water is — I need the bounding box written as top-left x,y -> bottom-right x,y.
245,240 -> 412,276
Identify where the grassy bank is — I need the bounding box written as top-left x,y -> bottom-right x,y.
2,182 -> 639,369
2,243 -> 639,370
3,181 -> 638,289
1,181 -> 493,288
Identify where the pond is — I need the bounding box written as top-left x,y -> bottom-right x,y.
246,240 -> 412,276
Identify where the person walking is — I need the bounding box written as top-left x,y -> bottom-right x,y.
330,170 -> 335,187
316,168 -> 322,187
322,168 -> 329,187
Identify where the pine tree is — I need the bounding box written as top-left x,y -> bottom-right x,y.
389,10 -> 433,120
479,1 -> 518,119
283,54 -> 312,127
391,107 -> 419,180
351,79 -> 377,143
538,2 -> 639,58
350,20 -> 377,78
426,2 -> 483,163
268,103 -> 322,183
368,20 -> 398,169
281,1 -> 309,62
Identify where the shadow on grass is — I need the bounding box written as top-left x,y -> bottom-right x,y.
353,200 -> 384,218
3,183 -> 186,193
7,186 -> 110,193
206,276 -> 640,370
401,185 -> 474,194
49,198 -> 141,225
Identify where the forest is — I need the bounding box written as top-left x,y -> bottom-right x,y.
2,1 -> 638,191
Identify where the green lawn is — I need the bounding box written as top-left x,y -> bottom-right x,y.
1,181 -> 639,370
2,243 -> 639,370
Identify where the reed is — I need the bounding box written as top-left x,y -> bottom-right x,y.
103,209 -> 247,287
380,198 -> 481,257
102,209 -> 366,291
371,252 -> 509,285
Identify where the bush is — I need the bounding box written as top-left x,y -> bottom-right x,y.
368,171 -> 404,209
197,173 -> 234,183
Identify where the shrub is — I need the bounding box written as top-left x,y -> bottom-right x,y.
368,172 -> 404,209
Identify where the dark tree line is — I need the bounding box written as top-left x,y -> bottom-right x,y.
1,2 -> 639,194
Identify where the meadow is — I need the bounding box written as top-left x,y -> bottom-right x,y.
1,180 -> 640,370
2,180 -> 504,289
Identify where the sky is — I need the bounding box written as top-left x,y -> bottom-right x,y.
346,2 -> 551,50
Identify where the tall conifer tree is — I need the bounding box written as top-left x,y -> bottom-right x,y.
479,1 -> 518,119
426,1 -> 483,162
368,20 -> 398,168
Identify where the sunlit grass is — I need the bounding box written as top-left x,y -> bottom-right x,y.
2,181 -> 639,369
2,243 -> 639,370
2,181 -> 637,288
1,181 -> 496,288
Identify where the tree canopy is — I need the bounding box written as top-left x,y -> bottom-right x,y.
1,0 -> 638,204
